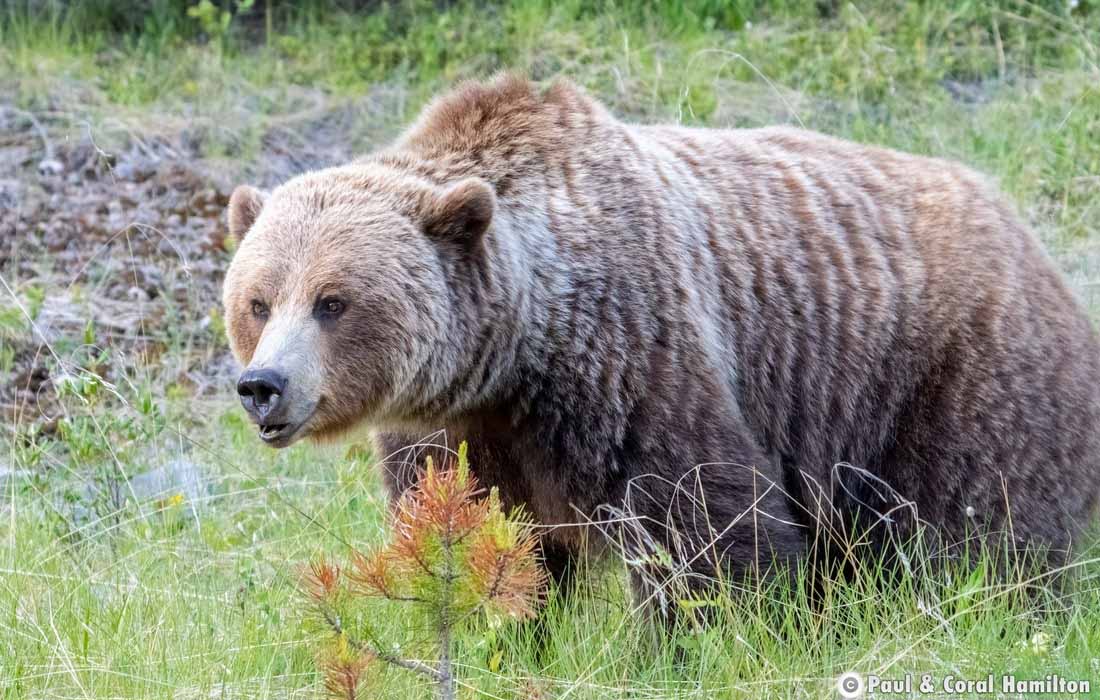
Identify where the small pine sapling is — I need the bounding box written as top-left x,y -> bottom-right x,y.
302,442 -> 545,700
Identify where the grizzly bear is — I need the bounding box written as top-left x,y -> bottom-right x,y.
223,74 -> 1100,611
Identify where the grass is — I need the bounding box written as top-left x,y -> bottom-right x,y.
3,1 -> 1100,697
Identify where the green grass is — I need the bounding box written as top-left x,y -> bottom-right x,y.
3,1 -> 1100,697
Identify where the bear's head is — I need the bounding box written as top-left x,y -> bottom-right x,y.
221,165 -> 496,447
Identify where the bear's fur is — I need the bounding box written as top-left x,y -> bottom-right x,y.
223,75 -> 1100,607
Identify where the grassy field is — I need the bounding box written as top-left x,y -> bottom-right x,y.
3,1 -> 1100,698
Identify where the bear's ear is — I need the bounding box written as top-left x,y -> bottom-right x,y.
228,185 -> 268,239
423,178 -> 496,243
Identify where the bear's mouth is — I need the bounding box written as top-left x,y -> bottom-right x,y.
254,404 -> 318,448
258,422 -> 294,444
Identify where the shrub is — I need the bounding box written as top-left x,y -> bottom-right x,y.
301,442 -> 545,699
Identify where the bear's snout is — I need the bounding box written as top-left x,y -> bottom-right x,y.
231,311 -> 325,447
237,367 -> 288,426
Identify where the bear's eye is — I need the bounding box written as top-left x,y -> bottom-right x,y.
250,300 -> 269,319
317,297 -> 346,320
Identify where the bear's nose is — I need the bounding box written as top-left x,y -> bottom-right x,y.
237,368 -> 287,420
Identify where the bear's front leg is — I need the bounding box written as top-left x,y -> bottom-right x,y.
372,431 -> 454,504
611,428 -> 806,627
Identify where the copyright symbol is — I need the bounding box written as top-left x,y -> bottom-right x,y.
837,672 -> 863,699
